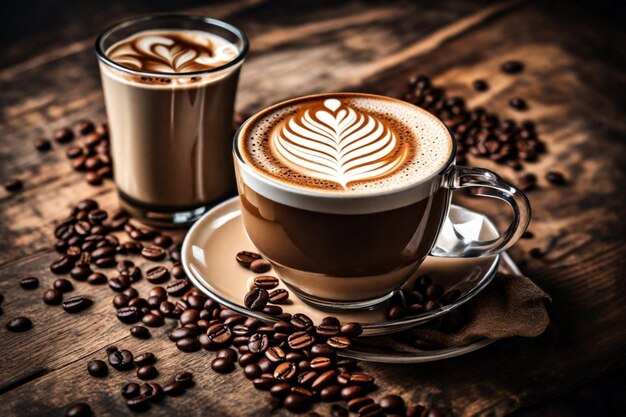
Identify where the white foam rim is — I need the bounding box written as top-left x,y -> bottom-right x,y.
233,93 -> 457,215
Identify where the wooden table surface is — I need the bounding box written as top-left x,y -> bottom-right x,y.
1,1 -> 625,416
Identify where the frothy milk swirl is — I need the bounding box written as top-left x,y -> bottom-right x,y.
272,98 -> 409,189
106,30 -> 238,73
238,94 -> 453,194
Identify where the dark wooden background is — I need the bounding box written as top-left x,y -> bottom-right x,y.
1,1 -> 625,416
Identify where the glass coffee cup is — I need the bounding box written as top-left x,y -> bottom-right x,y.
233,93 -> 530,310
96,15 -> 248,226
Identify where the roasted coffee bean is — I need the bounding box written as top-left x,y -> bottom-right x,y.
148,286 -> 167,300
121,382 -> 140,399
87,359 -> 108,377
145,266 -> 170,284
153,234 -> 173,248
142,312 -> 164,327
350,373 -> 375,386
267,289 -> 289,304
348,397 -> 375,412
238,352 -> 257,367
186,294 -> 206,309
250,259 -> 272,273
473,79 -> 489,91
288,331 -> 315,350
387,305 -> 405,320
312,369 -> 337,390
50,254 -> 75,274
108,349 -> 134,370
546,170 -> 567,185
105,345 -> 118,355
130,325 -> 151,339
501,60 -> 524,74
262,305 -> 283,316
159,301 -> 177,318
253,275 -> 279,290
112,294 -> 129,309
137,364 -> 158,380
424,300 -> 440,312
340,322 -> 363,337
248,332 -> 270,353
69,265 -> 90,281
269,381 -> 291,398
35,138 -> 52,151
179,309 -> 199,326
53,278 -> 73,293
258,357 -> 274,373
176,337 -> 201,352
91,245 -> 114,260
6,317 -> 32,332
213,348 -> 236,363
169,326 -> 197,341
327,336 -> 351,349
85,272 -> 106,285
266,346 -> 286,363
284,393 -> 311,412
310,343 -> 334,358
76,119 -> 95,135
116,306 -> 142,324
65,402 -> 91,417
296,370 -> 318,388
310,356 -> 332,371
291,313 -> 314,331
109,276 -> 131,292
121,266 -> 142,282
207,323 -> 232,346
211,357 -> 235,374
163,381 -> 185,396
321,385 -> 341,402
173,371 -> 194,387
16,277 -> 39,292
253,376 -> 276,390
244,287 -> 269,311
93,256 -> 114,268
236,251 -> 262,268
141,246 -> 166,261
337,372 -> 351,385
341,385 -> 365,400
166,279 -> 190,296
509,97 -> 527,110
380,394 -> 405,412
425,284 -> 445,300
244,363 -> 262,379
126,394 -> 151,412
62,295 -> 92,313
317,322 -> 340,338
170,264 -> 185,280
133,352 -> 156,367
54,127 -> 74,143
141,382 -> 165,402
331,404 -> 350,417
358,403 -> 384,417
274,361 -> 297,380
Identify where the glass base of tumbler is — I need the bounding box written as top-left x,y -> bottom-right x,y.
118,190 -> 234,228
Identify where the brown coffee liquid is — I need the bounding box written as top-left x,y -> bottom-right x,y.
101,30 -> 242,209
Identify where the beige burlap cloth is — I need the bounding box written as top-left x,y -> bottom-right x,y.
355,273 -> 551,352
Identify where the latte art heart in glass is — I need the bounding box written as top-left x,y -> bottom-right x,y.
106,29 -> 239,73
238,94 -> 453,193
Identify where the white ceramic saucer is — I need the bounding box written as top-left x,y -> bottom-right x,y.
182,197 -> 500,337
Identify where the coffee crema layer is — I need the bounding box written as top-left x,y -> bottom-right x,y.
106,29 -> 239,74
238,94 -> 453,193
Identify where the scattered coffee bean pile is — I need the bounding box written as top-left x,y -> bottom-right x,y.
399,61 -> 568,189
56,120 -> 113,186
386,276 -> 461,322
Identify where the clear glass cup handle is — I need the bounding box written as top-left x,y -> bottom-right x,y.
431,165 -> 531,257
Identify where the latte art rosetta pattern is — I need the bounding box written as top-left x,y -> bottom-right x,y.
106,31 -> 238,73
271,99 -> 409,188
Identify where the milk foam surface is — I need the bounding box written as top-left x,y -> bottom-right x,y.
239,94 -> 453,193
106,29 -> 239,74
